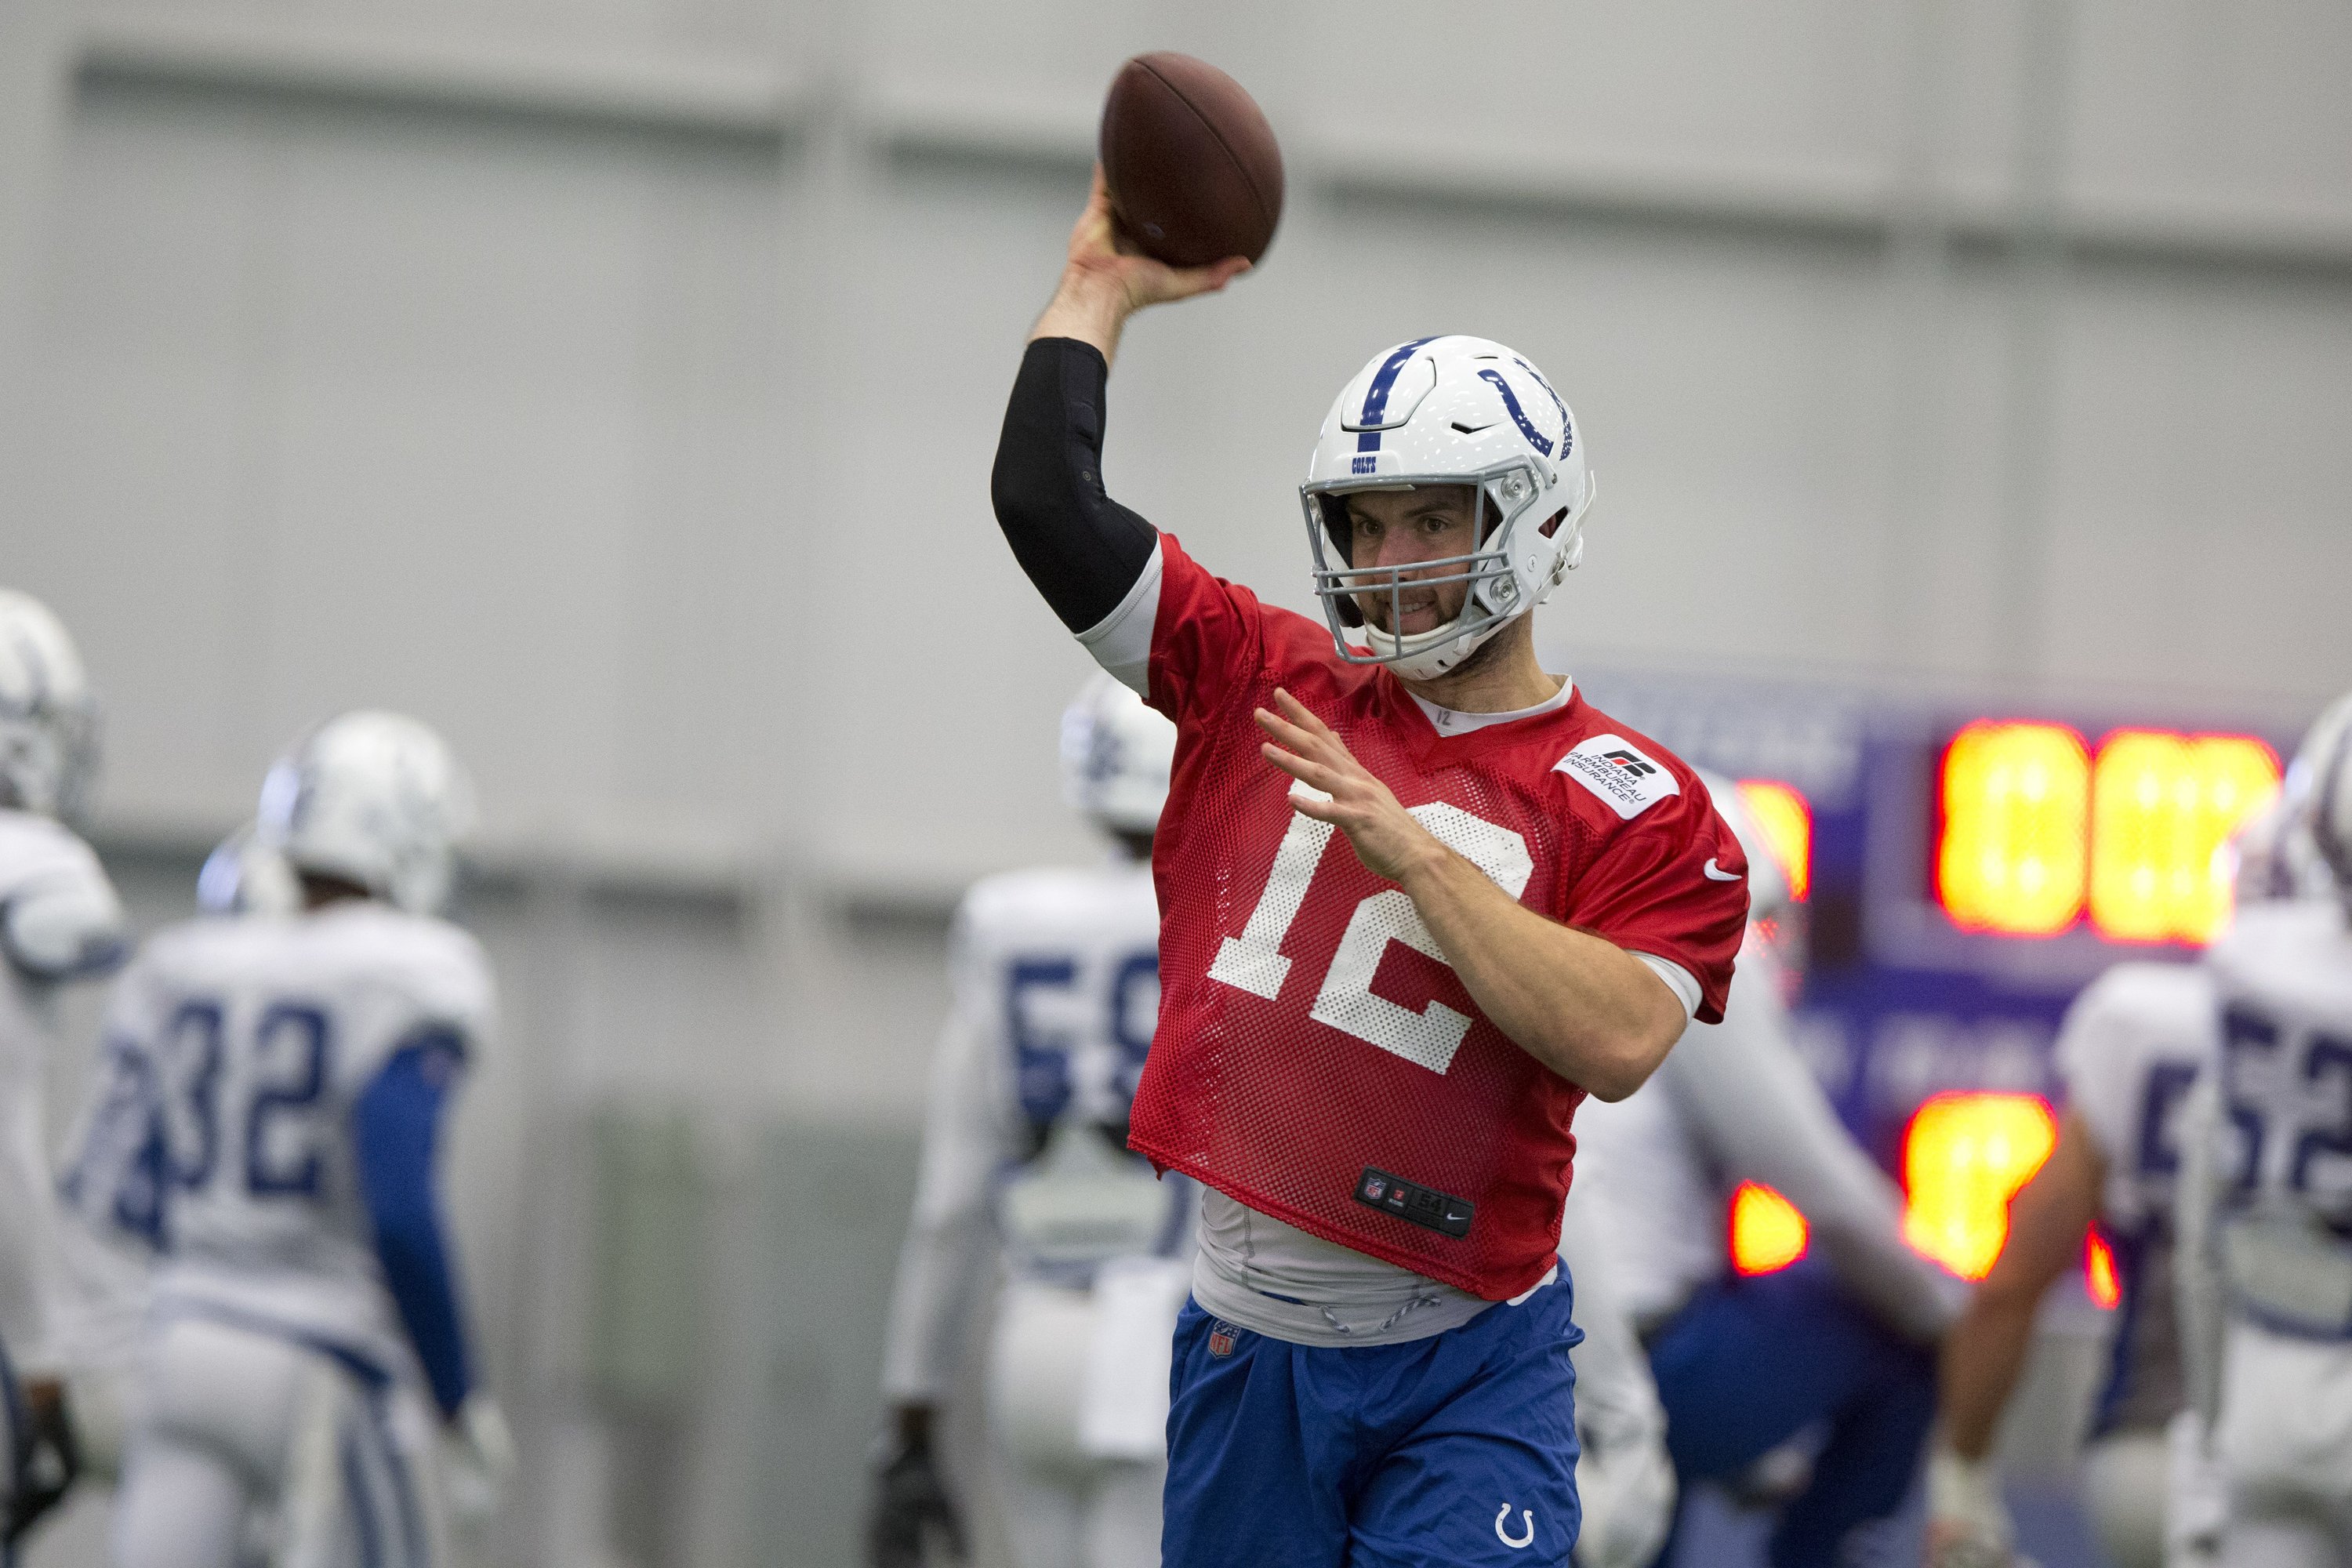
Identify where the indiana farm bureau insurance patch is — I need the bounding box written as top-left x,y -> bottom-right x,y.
1552,735 -> 1681,820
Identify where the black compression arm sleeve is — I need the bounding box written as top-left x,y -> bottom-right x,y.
990,337 -> 1160,632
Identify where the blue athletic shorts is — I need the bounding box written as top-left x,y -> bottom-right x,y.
1162,1272 -> 1583,1568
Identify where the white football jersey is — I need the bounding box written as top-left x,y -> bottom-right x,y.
2058,963 -> 2218,1234
0,808 -> 125,1363
78,901 -> 492,1381
2208,899 -> 2352,1238
2053,961 -> 2217,1435
880,860 -> 1190,1403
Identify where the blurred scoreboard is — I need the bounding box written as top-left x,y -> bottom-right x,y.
1576,669 -> 2289,1287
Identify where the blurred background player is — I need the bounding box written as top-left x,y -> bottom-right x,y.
2173,704 -> 2352,1567
0,587 -> 129,1557
1926,695 -> 2352,1568
868,673 -> 1187,1568
69,711 -> 513,1567
1554,1192 -> 1677,1568
52,823 -> 306,1501
1572,776 -> 1957,1568
1924,944 -> 2217,1568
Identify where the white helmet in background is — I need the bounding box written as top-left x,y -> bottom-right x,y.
256,710 -> 474,915
196,824 -> 302,917
2233,691 -> 2352,906
2307,704 -> 2352,913
1060,673 -> 1176,839
0,588 -> 100,820
1301,336 -> 1596,681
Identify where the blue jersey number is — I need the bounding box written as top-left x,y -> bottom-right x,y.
1007,958 -> 1079,1127
156,996 -> 335,1201
2221,1006 -> 2278,1190
1006,950 -> 1161,1127
159,1001 -> 224,1189
246,1004 -> 330,1196
2134,1060 -> 2201,1178
2290,1036 -> 2352,1203
2223,1007 -> 2352,1203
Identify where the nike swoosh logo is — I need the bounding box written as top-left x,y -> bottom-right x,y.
1703,858 -> 1741,881
1451,422 -> 1497,435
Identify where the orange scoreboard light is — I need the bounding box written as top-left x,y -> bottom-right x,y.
2085,1229 -> 2122,1311
1936,722 -> 2089,936
1900,1091 -> 2057,1279
1729,1181 -> 1809,1276
1736,779 -> 1812,902
2089,731 -> 2280,946
1933,721 -> 2278,946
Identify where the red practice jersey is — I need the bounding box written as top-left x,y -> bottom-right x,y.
1128,536 -> 1750,1299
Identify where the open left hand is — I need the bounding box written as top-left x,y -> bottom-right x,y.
1256,689 -> 1442,884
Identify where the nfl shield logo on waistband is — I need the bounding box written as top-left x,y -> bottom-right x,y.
1207,1323 -> 1237,1358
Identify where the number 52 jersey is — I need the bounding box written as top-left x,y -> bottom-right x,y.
68,902 -> 492,1382
1121,536 -> 1749,1301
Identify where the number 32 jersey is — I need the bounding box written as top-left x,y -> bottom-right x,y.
1123,536 -> 1749,1300
71,902 -> 492,1378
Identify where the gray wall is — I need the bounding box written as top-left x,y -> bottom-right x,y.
7,0 -> 2350,891
5,2 -> 2351,1565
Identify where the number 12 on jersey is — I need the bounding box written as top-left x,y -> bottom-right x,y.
1206,797 -> 1532,1076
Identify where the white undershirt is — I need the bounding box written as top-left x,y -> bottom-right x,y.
1406,678 -> 1575,734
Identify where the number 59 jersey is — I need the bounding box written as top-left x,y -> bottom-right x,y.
1124,537 -> 1749,1301
81,902 -> 492,1373
2051,961 -> 2216,1436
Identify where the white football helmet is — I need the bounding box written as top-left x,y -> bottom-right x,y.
2232,691 -> 2352,906
1060,673 -> 1176,838
1301,336 -> 1596,681
255,711 -> 474,915
2308,699 -> 2352,912
0,588 -> 99,820
195,824 -> 302,917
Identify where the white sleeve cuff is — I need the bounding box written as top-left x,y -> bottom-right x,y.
1632,953 -> 1700,1021
1074,539 -> 1163,697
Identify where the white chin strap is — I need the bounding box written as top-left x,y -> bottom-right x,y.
1360,612 -> 1510,681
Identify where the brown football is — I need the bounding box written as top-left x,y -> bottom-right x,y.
1098,53 -> 1284,268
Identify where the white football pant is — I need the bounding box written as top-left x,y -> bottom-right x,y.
112,1316 -> 448,1568
2079,1432 -> 2169,1568
985,1278 -> 1165,1568
2216,1320 -> 2352,1568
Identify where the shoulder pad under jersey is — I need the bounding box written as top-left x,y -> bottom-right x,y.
371,909 -> 496,1047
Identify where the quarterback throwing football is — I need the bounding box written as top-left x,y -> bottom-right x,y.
989,171 -> 1751,1566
